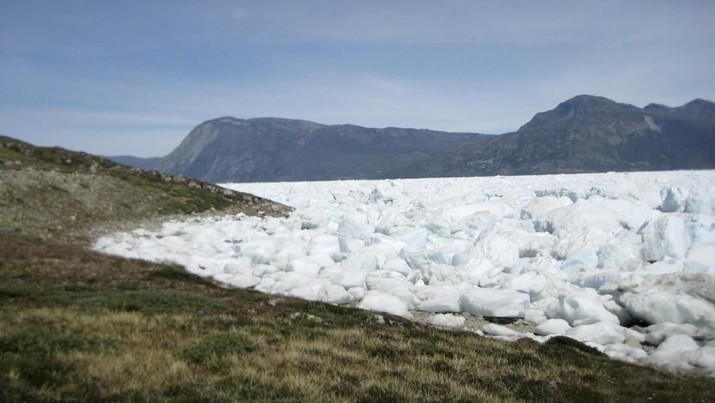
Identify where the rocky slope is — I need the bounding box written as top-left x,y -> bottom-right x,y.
0,135 -> 291,242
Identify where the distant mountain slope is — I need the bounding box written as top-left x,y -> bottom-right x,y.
112,95 -> 715,182
139,117 -> 487,182
392,95 -> 715,178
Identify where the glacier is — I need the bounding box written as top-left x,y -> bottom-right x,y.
94,170 -> 715,376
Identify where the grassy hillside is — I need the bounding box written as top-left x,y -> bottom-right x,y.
1,136 -> 714,402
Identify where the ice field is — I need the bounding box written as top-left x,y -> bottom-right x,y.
94,170 -> 715,375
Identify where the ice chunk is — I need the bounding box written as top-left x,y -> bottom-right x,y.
687,243 -> 715,268
520,196 -> 572,220
620,288 -> 715,331
365,275 -> 420,308
236,239 -> 276,264
459,288 -> 530,318
427,313 -> 466,328
287,258 -> 323,277
567,321 -> 626,345
659,186 -> 689,213
658,333 -> 699,353
649,334 -> 702,370
482,323 -> 521,337
330,268 -> 366,289
506,271 -> 547,299
524,309 -> 547,325
395,229 -> 430,252
684,347 -> 715,371
252,264 -> 279,277
541,200 -> 620,257
382,257 -> 412,276
323,285 -> 356,305
544,295 -> 620,326
300,214 -> 322,230
472,199 -> 513,218
358,292 -> 414,320
308,234 -> 343,262
469,229 -> 520,270
417,286 -> 462,313
337,215 -> 374,239
223,257 -> 253,275
443,204 -> 486,221
640,215 -> 689,261
534,319 -> 572,336
644,322 -> 699,345
425,219 -> 451,237
347,286 -> 365,300
597,230 -> 641,270
285,281 -> 355,305
601,297 -> 635,326
604,343 -> 648,362
601,198 -> 660,231
581,270 -> 621,290
216,274 -> 261,289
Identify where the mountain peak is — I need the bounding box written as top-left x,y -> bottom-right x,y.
643,103 -> 671,113
520,95 -> 627,131
683,98 -> 715,107
679,99 -> 715,117
561,94 -> 616,106
202,116 -> 326,132
643,99 -> 715,121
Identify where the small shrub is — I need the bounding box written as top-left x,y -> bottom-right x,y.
177,332 -> 256,366
0,328 -> 96,357
0,328 -> 96,389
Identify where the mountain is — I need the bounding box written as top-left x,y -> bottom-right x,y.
111,95 -> 715,182
391,95 -> 715,178
111,117 -> 488,182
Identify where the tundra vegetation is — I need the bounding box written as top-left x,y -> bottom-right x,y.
1,136 -> 714,402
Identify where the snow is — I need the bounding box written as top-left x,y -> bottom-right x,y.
93,170 -> 715,375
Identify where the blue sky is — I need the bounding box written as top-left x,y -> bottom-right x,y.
1,1 -> 714,157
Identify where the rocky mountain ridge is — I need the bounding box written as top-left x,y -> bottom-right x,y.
138,117 -> 487,182
392,95 -> 715,178
109,95 -> 715,182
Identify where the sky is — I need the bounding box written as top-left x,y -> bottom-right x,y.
1,1 -> 714,157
